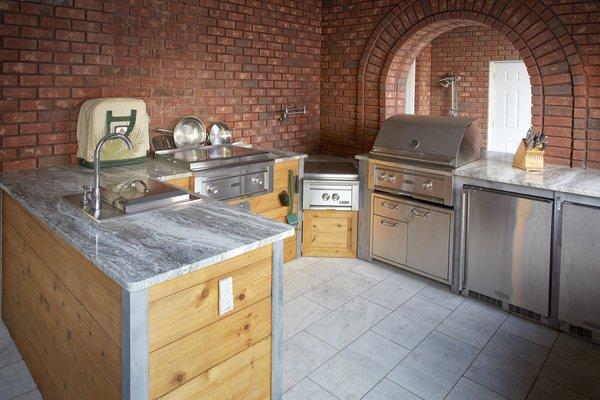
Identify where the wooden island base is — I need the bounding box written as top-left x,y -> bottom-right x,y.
2,191 -> 283,400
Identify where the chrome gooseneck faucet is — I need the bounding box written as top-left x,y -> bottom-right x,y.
92,133 -> 133,210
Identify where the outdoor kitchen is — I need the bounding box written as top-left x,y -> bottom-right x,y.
0,1 -> 599,400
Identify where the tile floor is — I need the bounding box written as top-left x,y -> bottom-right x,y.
0,256 -> 599,400
281,256 -> 600,400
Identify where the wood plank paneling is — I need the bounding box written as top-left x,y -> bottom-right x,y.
165,176 -> 192,191
159,337 -> 271,400
2,193 -> 121,346
249,160 -> 299,263
302,210 -> 358,257
3,222 -> 121,399
3,284 -> 67,400
149,298 -> 271,398
149,255 -> 272,351
148,244 -> 271,303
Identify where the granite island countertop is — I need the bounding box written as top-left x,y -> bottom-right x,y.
455,152 -> 600,199
0,160 -> 296,291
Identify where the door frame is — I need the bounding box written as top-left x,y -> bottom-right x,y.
487,60 -> 532,152
404,59 -> 416,114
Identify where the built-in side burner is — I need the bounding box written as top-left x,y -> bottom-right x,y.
303,156 -> 359,211
153,144 -> 273,171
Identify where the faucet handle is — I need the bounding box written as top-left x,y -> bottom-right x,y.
82,184 -> 92,206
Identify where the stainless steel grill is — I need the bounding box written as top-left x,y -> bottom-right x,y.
368,114 -> 481,206
371,114 -> 481,168
362,114 -> 482,285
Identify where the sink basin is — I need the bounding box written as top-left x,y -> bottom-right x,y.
63,179 -> 202,222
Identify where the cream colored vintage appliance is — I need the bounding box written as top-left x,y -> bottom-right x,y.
77,98 -> 150,167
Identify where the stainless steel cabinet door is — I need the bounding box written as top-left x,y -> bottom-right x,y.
406,206 -> 451,280
559,203 -> 600,333
465,187 -> 552,316
372,215 -> 408,265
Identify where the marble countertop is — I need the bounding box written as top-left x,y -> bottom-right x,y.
0,162 -> 295,291
455,152 -> 600,199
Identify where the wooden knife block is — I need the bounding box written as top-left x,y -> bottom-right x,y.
513,139 -> 544,171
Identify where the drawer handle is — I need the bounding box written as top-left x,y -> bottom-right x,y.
381,201 -> 399,210
410,208 -> 430,218
380,219 -> 399,228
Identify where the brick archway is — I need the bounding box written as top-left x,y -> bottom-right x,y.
357,2 -> 587,167
382,19 -> 485,120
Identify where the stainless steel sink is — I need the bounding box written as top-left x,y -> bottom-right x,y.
63,179 -> 202,222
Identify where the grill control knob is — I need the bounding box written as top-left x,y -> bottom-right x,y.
378,172 -> 387,181
386,174 -> 396,183
252,177 -> 263,186
332,193 -> 340,202
322,193 -> 330,201
423,180 -> 433,190
207,184 -> 219,195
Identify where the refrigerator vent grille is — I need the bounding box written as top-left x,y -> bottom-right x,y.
508,304 -> 542,322
468,290 -> 503,308
569,324 -> 593,341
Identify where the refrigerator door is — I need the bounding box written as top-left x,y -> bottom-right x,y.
464,187 -> 553,317
559,203 -> 600,335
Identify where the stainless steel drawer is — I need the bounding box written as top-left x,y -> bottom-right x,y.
373,196 -> 410,221
372,215 -> 408,266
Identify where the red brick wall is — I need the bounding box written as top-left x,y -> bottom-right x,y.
428,25 -> 521,146
321,0 -> 600,169
0,0 -> 321,172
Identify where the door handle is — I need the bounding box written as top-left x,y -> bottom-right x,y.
410,208 -> 430,218
381,201 -> 399,210
380,219 -> 399,228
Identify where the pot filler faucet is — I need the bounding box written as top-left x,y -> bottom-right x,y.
89,133 -> 134,210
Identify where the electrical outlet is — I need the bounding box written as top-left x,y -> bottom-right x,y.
218,276 -> 234,315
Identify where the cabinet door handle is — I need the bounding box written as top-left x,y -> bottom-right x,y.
380,219 -> 399,228
381,201 -> 399,210
410,208 -> 430,218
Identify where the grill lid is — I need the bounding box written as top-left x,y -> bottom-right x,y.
371,114 -> 481,167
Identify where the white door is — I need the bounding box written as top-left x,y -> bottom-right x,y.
405,60 -> 416,114
488,61 -> 532,153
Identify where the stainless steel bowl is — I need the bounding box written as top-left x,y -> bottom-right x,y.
209,122 -> 234,145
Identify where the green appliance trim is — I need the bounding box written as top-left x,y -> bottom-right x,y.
286,170 -> 298,226
105,109 -> 137,135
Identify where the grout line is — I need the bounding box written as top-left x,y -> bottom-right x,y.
9,388 -> 39,400
440,309 -> 509,399
0,357 -> 25,371
524,331 -> 561,400
457,377 -> 509,400
307,375 -> 341,399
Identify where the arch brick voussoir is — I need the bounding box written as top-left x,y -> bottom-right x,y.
356,0 -> 587,165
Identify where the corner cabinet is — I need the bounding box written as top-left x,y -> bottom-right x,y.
370,193 -> 452,282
